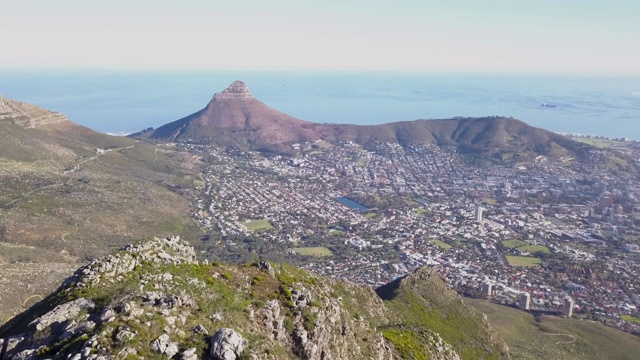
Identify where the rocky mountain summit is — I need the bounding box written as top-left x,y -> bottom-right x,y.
136,81 -> 319,152
0,96 -> 68,128
212,81 -> 256,101
0,237 -> 508,359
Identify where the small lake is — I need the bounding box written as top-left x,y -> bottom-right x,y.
414,197 -> 431,205
336,196 -> 369,211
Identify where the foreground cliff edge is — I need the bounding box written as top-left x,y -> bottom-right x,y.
0,237 -> 508,360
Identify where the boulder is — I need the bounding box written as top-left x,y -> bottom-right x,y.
209,328 -> 247,360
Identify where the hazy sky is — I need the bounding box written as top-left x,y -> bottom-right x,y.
2,0 -> 639,74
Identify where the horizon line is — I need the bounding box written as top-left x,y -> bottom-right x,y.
1,66 -> 640,78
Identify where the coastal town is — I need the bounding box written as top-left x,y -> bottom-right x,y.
181,138 -> 640,335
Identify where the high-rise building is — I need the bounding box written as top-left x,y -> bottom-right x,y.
476,206 -> 484,222
563,298 -> 575,317
481,283 -> 493,298
519,292 -> 531,311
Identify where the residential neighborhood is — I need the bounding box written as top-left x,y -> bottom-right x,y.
181,138 -> 640,336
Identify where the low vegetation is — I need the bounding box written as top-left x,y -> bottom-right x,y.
377,268 -> 510,360
468,299 -> 640,360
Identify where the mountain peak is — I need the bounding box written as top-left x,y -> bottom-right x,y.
0,96 -> 68,128
212,80 -> 255,101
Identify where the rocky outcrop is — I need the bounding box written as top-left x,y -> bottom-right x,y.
0,236 -> 502,360
212,81 -> 256,101
0,95 -> 68,128
62,235 -> 197,289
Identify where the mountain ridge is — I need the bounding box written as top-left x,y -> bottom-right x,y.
133,81 -> 592,161
0,236 -> 509,360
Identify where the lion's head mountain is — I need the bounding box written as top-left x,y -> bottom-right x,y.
133,81 -> 591,162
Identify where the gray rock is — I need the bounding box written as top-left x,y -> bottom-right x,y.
129,308 -> 144,317
4,334 -> 26,357
194,324 -> 209,335
99,308 -> 116,323
262,300 -> 286,342
165,342 -> 179,358
257,260 -> 275,276
29,298 -> 95,331
115,327 -> 136,344
150,334 -> 171,354
181,347 -> 199,360
209,328 -> 247,360
13,349 -> 36,360
291,288 -> 312,308
150,333 -> 179,358
82,347 -> 93,358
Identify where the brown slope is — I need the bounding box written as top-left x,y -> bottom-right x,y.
138,81 -> 321,152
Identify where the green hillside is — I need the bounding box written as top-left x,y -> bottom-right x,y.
467,299 -> 640,360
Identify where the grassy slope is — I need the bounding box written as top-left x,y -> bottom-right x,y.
376,267 -> 510,360
467,299 -> 640,360
0,255 -> 391,359
1,124 -> 202,258
0,119 -> 203,324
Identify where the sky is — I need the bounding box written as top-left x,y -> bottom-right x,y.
2,0 -> 639,74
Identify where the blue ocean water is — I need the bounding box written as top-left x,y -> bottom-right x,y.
1,70 -> 639,139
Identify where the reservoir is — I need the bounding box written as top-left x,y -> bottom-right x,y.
336,197 -> 369,211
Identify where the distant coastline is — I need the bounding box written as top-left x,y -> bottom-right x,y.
560,133 -> 639,142
1,70 -> 639,140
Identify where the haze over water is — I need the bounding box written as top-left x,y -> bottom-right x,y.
2,70 -> 639,140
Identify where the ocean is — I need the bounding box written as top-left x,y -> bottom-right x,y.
1,70 -> 639,139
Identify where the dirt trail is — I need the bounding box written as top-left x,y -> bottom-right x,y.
2,183 -> 62,208
545,333 -> 577,345
64,144 -> 135,174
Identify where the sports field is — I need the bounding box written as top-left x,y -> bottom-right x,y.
431,239 -> 452,250
502,240 -> 551,254
505,255 -> 541,267
244,219 -> 273,231
293,247 -> 333,257
518,245 -> 551,254
502,239 -> 528,248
